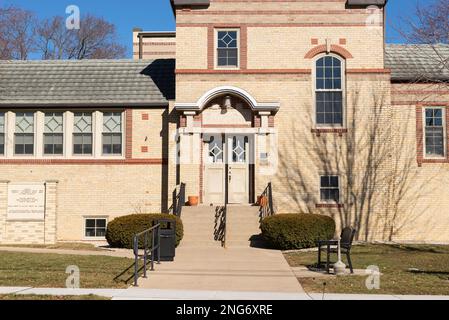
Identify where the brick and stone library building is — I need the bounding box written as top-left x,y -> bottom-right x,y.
0,0 -> 448,245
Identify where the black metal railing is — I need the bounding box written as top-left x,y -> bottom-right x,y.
171,183 -> 186,217
259,182 -> 275,219
214,204 -> 227,247
133,223 -> 161,287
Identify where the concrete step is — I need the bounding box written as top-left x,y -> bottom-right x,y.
179,241 -> 222,248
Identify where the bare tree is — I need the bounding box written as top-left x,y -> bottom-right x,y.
1,5 -> 126,60
35,14 -> 126,60
277,85 -> 440,242
398,0 -> 449,86
0,6 -> 36,60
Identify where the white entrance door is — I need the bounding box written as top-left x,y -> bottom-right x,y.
203,134 -> 252,204
204,135 -> 226,204
227,135 -> 250,204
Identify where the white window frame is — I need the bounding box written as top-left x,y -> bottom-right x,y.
423,107 -> 446,159
215,28 -> 240,70
83,216 -> 108,240
13,111 -> 37,158
312,53 -> 346,129
0,111 -> 6,157
319,175 -> 341,204
100,110 -> 125,158
42,111 -> 66,158
0,109 -> 126,160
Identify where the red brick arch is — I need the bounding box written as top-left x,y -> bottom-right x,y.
304,44 -> 353,59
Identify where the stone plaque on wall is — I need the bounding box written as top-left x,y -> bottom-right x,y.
7,183 -> 46,220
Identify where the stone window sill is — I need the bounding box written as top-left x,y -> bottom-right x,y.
312,128 -> 348,137
316,203 -> 344,209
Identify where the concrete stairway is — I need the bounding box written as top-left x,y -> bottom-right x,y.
179,206 -> 222,248
225,205 -> 263,247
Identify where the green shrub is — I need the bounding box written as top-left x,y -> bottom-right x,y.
106,214 -> 183,249
260,213 -> 335,250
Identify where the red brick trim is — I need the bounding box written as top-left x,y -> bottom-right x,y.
141,146 -> 149,153
142,113 -> 149,120
316,203 -> 344,209
176,69 -> 312,74
202,124 -> 252,128
180,115 -> 187,128
346,68 -> 391,74
253,115 -> 261,128
207,26 -> 214,69
311,38 -> 319,45
177,23 -> 376,28
133,52 -> 176,56
394,101 -> 449,106
125,109 -> 133,159
0,159 -> 167,165
132,42 -> 176,46
240,26 -> 248,70
268,116 -> 275,128
339,38 -> 347,45
177,9 -> 374,16
416,104 -> 449,167
312,128 -> 348,136
304,44 -> 353,59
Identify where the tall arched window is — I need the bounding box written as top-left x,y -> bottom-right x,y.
315,55 -> 344,126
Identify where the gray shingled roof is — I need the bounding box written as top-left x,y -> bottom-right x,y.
0,59 -> 175,107
386,44 -> 449,82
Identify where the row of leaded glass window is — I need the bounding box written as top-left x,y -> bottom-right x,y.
0,112 -> 122,156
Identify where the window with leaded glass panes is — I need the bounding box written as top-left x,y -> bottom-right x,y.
15,112 -> 34,155
102,112 -> 122,155
217,30 -> 239,67
320,175 -> 340,203
44,112 -> 63,155
316,56 -> 344,126
425,108 -> 445,157
73,112 -> 93,155
0,113 -> 4,155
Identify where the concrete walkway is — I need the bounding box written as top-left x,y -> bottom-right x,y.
0,246 -> 134,258
1,287 -> 449,300
137,246 -> 304,293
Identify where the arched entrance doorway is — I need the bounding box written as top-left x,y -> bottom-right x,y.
175,86 -> 280,205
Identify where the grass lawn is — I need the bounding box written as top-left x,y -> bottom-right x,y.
0,294 -> 110,300
284,244 -> 449,295
0,242 -> 104,251
0,251 -> 136,288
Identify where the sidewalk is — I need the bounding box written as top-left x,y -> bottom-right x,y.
1,287 -> 449,300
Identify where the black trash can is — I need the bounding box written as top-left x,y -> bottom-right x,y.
154,219 -> 176,261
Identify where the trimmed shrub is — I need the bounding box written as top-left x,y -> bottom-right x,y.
260,213 -> 335,250
106,214 -> 183,249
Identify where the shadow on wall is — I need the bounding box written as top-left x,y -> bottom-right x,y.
139,59 -> 176,101
275,82 -> 441,242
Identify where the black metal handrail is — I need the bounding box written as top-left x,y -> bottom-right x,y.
133,223 -> 161,287
260,182 -> 275,219
171,183 -> 186,217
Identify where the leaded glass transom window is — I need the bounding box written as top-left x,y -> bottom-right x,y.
208,136 -> 223,163
0,113 -> 4,155
217,30 -> 238,67
44,112 -> 63,155
320,176 -> 340,203
316,56 -> 344,126
425,108 -> 445,157
232,136 -> 248,163
102,112 -> 122,155
15,112 -> 34,155
73,112 -> 93,155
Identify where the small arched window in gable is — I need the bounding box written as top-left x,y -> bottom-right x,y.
315,55 -> 344,126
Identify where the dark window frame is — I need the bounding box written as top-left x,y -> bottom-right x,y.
315,55 -> 344,127
424,107 -> 445,158
320,175 -> 340,203
216,29 -> 239,68
84,218 -> 107,238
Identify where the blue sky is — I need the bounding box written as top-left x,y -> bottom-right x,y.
1,0 -> 434,58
